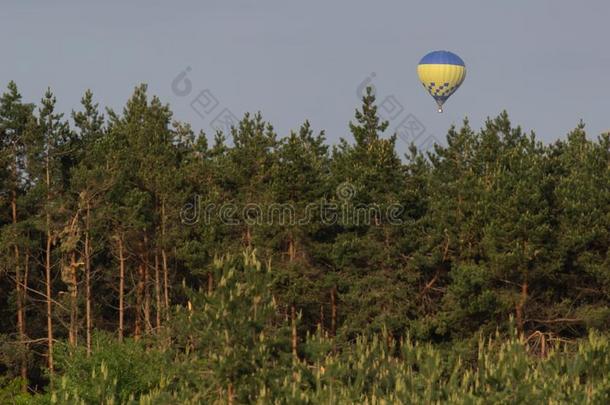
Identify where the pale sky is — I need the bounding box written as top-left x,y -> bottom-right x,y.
2,1 -> 608,155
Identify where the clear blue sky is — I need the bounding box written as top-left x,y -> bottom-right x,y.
2,0 -> 608,154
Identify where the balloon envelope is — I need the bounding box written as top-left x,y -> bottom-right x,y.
417,51 -> 466,112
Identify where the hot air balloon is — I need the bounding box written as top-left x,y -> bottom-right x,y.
417,50 -> 466,113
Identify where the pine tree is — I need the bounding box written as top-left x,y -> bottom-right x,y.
270,121 -> 330,336
550,125 -> 610,331
134,94 -> 175,332
227,113 -> 278,252
168,250 -> 292,403
421,117 -> 498,338
0,81 -> 35,386
70,89 -> 106,353
329,87 -> 410,339
105,85 -> 159,339
27,88 -> 73,373
480,115 -> 554,334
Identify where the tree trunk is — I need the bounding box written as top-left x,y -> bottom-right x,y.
244,227 -> 252,247
161,201 -> 170,322
331,287 -> 337,337
319,304 -> 325,332
45,212 -> 54,373
207,272 -> 214,295
162,248 -> 170,322
154,249 -> 161,331
135,261 -> 144,340
22,249 -> 30,388
516,280 -> 528,334
143,245 -> 151,335
227,383 -> 234,405
84,202 -> 92,356
24,249 -> 29,309
45,152 -> 54,374
291,304 -> 298,361
288,236 -> 296,262
68,252 -> 78,347
12,187 -> 27,389
118,235 -> 125,342
289,234 -> 298,359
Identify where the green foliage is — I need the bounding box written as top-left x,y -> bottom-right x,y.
1,80 -> 609,402
0,377 -> 30,405
48,333 -> 171,404
21,251 -> 609,404
35,306 -> 610,404
167,250 -> 294,403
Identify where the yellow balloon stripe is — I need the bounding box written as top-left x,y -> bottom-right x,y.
417,64 -> 466,99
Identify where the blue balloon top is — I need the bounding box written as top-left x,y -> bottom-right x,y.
419,51 -> 465,67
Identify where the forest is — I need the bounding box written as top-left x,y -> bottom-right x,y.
0,81 -> 609,403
